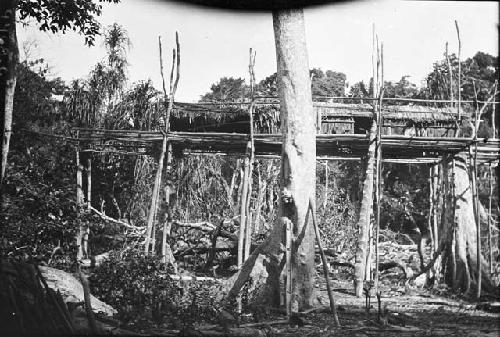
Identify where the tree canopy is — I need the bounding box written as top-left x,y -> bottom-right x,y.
17,0 -> 121,46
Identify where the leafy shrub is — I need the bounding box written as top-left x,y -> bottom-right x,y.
90,249 -> 225,329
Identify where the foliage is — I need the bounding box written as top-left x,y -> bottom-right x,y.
14,58 -> 66,128
17,0 -> 121,46
200,77 -> 248,102
381,164 -> 429,234
383,76 -> 419,100
90,249 -> 224,329
348,80 -> 369,101
255,69 -> 347,98
310,68 -> 346,97
63,23 -> 131,127
1,127 -> 79,270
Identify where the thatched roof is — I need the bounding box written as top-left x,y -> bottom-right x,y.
171,100 -> 467,133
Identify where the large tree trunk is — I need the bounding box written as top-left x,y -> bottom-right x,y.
273,8 -> 316,311
224,8 -> 316,311
0,0 -> 18,196
440,156 -> 496,294
353,119 -> 377,297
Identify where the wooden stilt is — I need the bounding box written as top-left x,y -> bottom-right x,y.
238,145 -> 250,266
323,161 -> 328,210
488,163 -> 493,274
309,198 -> 340,327
86,156 -> 91,208
244,48 -> 257,261
471,119 -> 481,299
76,144 -> 84,261
145,136 -> 165,254
162,142 -> 177,272
427,166 -> 435,253
450,158 -> 457,291
285,216 -> 292,317
432,165 -> 439,253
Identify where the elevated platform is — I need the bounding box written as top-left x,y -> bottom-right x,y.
76,129 -> 500,165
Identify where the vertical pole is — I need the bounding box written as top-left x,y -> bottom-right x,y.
451,158 -> 457,291
244,48 -> 256,262
323,161 -> 328,210
310,199 -> 340,327
492,98 -> 497,139
285,217 -> 292,317
162,142 -> 175,267
488,163 -> 493,274
86,156 -> 91,208
76,132 -> 84,261
238,146 -> 250,266
455,21 -> 461,121
427,166 -> 435,253
472,137 -> 481,299
432,164 -> 439,252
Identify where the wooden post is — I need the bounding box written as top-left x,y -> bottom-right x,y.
309,198 -> 340,327
471,111 -> 481,299
285,217 -> 292,317
432,165 -> 439,252
450,158 -> 457,291
455,21 -> 461,121
374,42 -> 384,291
323,161 -> 328,210
76,149 -> 84,206
238,144 -> 251,266
86,156 -> 91,208
244,49 -> 256,261
76,144 -> 84,261
445,42 -> 454,108
488,163 -> 493,274
146,32 -> 180,254
161,142 -> 176,272
493,95 -> 497,139
145,136 -> 166,254
427,166 -> 435,253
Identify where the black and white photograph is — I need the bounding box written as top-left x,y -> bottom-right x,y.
0,0 -> 499,335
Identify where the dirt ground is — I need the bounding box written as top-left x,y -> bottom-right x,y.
242,276 -> 500,337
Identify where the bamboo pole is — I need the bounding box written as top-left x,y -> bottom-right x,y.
309,198 -> 340,327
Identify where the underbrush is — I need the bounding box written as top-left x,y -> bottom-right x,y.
89,248 -> 226,330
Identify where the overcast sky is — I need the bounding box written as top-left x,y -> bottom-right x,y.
17,0 -> 498,102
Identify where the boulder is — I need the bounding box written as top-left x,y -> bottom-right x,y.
39,266 -> 117,317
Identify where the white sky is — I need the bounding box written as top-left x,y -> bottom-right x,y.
17,0 -> 499,102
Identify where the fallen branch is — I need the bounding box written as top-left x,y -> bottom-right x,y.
173,220 -> 238,241
89,206 -> 144,232
410,240 -> 446,280
173,220 -> 216,231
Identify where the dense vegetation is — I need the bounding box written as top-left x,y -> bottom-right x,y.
1,22 -> 498,331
